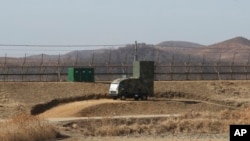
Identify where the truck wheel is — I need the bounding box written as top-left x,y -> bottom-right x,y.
142,95 -> 148,100
113,97 -> 117,100
120,95 -> 126,100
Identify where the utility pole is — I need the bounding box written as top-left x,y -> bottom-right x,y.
134,41 -> 138,61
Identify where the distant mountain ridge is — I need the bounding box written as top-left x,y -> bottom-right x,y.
157,41 -> 204,48
1,36 -> 250,81
1,36 -> 250,65
209,36 -> 250,49
220,36 -> 250,46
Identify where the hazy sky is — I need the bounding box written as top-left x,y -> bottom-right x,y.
0,0 -> 249,56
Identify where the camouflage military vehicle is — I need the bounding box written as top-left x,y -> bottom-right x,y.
109,61 -> 154,100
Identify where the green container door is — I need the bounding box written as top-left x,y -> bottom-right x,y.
67,67 -> 74,82
74,68 -> 82,82
79,68 -> 95,82
68,68 -> 95,82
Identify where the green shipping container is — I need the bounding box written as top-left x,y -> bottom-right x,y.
68,67 -> 95,82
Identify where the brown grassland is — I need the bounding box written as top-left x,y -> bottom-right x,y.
1,80 -> 250,140
0,114 -> 58,141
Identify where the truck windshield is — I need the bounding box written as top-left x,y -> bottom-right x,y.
109,83 -> 119,91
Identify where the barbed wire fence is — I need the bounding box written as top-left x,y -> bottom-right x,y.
1,50 -> 250,82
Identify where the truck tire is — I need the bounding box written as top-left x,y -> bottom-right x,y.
134,94 -> 139,100
142,95 -> 148,100
113,97 -> 117,100
120,95 -> 126,100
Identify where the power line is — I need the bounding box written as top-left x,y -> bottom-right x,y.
1,43 -> 250,50
0,44 -> 126,47
0,49 -> 75,52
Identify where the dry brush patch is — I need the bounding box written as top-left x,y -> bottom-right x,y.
60,108 -> 250,137
0,114 -> 58,141
61,117 -> 223,136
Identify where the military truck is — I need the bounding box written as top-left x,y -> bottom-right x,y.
109,61 -> 154,100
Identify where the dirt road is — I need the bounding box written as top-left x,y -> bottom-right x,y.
47,114 -> 180,123
38,97 -> 238,125
38,99 -> 127,118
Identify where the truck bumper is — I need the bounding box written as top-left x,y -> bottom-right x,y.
109,91 -> 119,97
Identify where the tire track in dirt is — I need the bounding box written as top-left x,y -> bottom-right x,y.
155,98 -> 240,109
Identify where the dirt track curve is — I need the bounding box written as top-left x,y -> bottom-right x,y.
38,99 -> 128,118
38,98 -> 238,121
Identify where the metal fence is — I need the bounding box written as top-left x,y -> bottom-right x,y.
1,52 -> 250,82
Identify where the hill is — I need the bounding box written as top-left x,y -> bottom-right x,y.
157,41 -> 204,48
1,36 -> 249,66
1,36 -> 250,81
16,36 -> 250,65
197,37 -> 250,62
209,36 -> 250,49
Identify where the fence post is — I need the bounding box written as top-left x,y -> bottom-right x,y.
154,51 -> 160,80
61,55 -> 66,82
215,53 -> 221,80
21,54 -> 27,81
39,54 -> 44,81
245,53 -> 250,80
89,53 -> 95,67
230,53 -> 236,80
170,54 -> 174,81
185,55 -> 190,80
25,56 -> 30,82
200,54 -> 205,80
3,54 -> 8,81
74,52 -> 78,67
121,53 -> 128,74
57,54 -> 61,82
106,51 -> 111,73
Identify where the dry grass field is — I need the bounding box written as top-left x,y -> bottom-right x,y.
0,114 -> 58,141
1,80 -> 250,140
